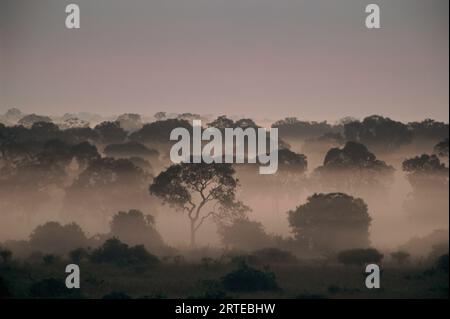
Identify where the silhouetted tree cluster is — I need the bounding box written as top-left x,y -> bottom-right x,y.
2,210 -> 168,259
434,138 -> 449,158
104,141 -> 159,160
129,118 -> 192,148
402,154 -> 449,226
28,222 -> 89,255
218,218 -> 273,250
288,193 -> 371,253
314,141 -> 394,193
402,154 -> 448,189
272,117 -> 338,140
64,158 -> 155,231
344,115 -> 412,152
94,121 -> 127,145
408,119 -> 448,143
109,209 -> 166,252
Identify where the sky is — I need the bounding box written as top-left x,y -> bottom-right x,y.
0,0 -> 448,122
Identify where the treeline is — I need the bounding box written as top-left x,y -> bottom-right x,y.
0,111 -> 448,252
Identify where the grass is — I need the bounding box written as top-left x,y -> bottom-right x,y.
0,260 -> 448,299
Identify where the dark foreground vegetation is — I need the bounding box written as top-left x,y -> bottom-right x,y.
0,238 -> 448,299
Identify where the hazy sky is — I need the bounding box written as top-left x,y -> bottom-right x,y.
0,0 -> 448,122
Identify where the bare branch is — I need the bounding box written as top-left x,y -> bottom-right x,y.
195,211 -> 216,231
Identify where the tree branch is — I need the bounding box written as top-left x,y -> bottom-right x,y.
195,211 -> 215,231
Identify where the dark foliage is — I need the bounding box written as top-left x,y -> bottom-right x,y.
436,254 -> 449,273
188,280 -> 230,299
0,276 -> 12,298
150,162 -> 248,246
218,218 -> 272,250
344,115 -> 412,152
288,193 -> 371,253
29,278 -> 80,298
434,138 -> 449,158
402,154 -> 448,189
129,119 -> 192,144
94,121 -> 127,145
221,262 -> 278,292
0,248 -> 12,263
109,210 -> 166,252
90,238 -> 160,266
29,222 -> 89,255
251,248 -> 298,264
104,142 -> 159,159
272,117 -> 337,139
337,248 -> 383,266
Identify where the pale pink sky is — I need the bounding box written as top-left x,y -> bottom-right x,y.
0,0 -> 448,122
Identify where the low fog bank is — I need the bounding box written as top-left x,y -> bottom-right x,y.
0,112 -> 448,261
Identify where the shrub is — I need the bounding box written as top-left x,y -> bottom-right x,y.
228,254 -> 258,266
109,210 -> 166,252
200,257 -> 221,268
337,248 -> 383,266
0,276 -> 12,298
90,238 -> 159,266
252,248 -> 298,264
0,248 -> 12,263
29,222 -> 88,255
436,254 -> 449,273
221,262 -> 278,292
69,248 -> 89,264
188,280 -> 230,299
127,245 -> 159,265
390,251 -> 411,265
218,218 -> 272,250
29,278 -> 80,298
43,254 -> 57,265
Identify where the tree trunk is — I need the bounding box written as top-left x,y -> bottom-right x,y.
190,219 -> 196,247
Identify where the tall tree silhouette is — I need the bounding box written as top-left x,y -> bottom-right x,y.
150,162 -> 248,246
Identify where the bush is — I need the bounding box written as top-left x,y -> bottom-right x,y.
337,248 -> 383,266
436,254 -> 449,273
252,248 -> 298,265
188,280 -> 230,299
43,254 -> 58,265
69,248 -> 89,264
109,210 -> 166,252
0,248 -> 12,263
200,257 -> 221,268
90,238 -> 159,266
29,222 -> 89,255
0,276 -> 12,298
390,251 -> 411,265
29,278 -> 80,298
221,262 -> 278,292
218,218 -> 272,250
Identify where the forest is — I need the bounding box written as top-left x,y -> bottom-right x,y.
0,108 -> 448,299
